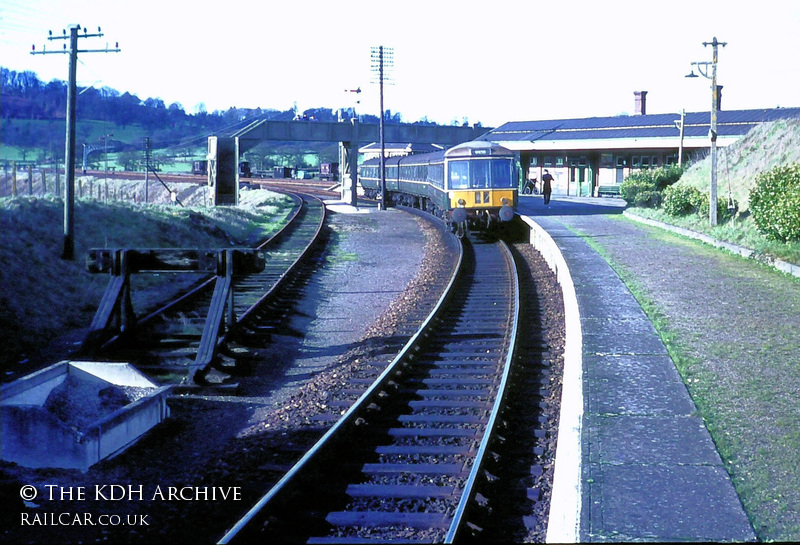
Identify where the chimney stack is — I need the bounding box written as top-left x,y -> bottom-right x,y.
634,91 -> 648,115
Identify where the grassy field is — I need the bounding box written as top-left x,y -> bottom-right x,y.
0,189 -> 294,373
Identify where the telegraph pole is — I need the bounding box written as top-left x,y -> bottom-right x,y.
143,137 -> 150,203
707,37 -> 724,227
32,25 -> 120,259
687,36 -> 726,226
371,45 -> 393,211
674,109 -> 686,167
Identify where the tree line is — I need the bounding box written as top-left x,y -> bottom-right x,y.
2,67 -> 457,169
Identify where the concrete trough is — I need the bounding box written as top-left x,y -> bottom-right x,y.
1,360 -> 170,472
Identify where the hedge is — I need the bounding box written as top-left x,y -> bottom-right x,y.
750,163 -> 800,242
620,165 -> 685,207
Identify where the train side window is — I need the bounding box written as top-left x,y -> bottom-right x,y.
428,163 -> 444,188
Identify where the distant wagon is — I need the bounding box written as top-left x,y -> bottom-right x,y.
239,161 -> 252,178
192,160 -> 208,175
273,166 -> 293,179
319,162 -> 339,182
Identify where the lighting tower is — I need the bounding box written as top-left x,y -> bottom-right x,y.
686,36 -> 726,226
371,45 -> 393,211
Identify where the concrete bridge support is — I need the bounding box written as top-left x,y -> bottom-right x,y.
207,136 -> 238,205
339,119 -> 359,206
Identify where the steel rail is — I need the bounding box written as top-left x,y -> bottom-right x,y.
233,191 -> 326,327
217,233 -> 465,544
100,192 -> 305,337
94,191 -> 324,384
444,239 -> 521,543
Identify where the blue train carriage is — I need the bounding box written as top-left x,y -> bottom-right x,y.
358,141 -> 517,235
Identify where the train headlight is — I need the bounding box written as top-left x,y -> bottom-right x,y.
457,199 -> 466,207
501,197 -> 509,205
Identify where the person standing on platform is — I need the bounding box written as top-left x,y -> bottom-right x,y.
542,169 -> 553,204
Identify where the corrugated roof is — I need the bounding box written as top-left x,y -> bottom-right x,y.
478,107 -> 800,143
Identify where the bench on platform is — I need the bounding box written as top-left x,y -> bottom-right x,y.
597,185 -> 621,197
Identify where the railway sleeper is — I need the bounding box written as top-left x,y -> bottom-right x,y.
345,483 -> 458,499
358,462 -> 468,476
325,510 -> 450,530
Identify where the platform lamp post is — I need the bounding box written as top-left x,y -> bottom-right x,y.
371,45 -> 393,211
686,36 -> 726,226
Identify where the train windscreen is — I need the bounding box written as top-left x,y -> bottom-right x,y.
448,159 -> 515,189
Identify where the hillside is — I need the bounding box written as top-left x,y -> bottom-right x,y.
0,190 -> 294,377
679,117 -> 800,211
626,116 -> 800,266
1,67 -> 412,173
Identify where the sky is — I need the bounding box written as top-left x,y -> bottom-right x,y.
2,0 -> 799,128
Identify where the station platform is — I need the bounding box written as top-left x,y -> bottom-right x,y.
518,198 -> 756,542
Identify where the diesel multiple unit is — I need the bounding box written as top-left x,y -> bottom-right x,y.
359,141 -> 517,235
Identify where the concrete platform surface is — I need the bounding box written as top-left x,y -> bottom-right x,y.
520,197 -> 756,543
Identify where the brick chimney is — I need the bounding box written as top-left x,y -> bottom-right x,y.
634,91 -> 648,115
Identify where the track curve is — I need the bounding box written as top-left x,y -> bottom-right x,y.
219,235 -> 520,543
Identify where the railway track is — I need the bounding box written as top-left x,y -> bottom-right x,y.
90,191 -> 327,385
219,234 -> 522,543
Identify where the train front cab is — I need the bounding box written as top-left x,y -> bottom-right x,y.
445,142 -> 517,230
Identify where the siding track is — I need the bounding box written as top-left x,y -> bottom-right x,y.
92,192 -> 326,385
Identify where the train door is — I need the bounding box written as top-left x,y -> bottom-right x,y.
570,167 -> 586,195
578,167 -> 587,196
615,156 -> 628,183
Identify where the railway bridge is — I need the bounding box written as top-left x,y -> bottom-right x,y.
207,119 -> 489,205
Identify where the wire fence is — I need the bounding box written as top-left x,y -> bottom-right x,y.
0,163 -> 211,206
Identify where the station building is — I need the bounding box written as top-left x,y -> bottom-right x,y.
475,92 -> 800,197
359,142 -> 443,160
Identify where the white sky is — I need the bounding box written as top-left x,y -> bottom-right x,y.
2,0 -> 799,127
